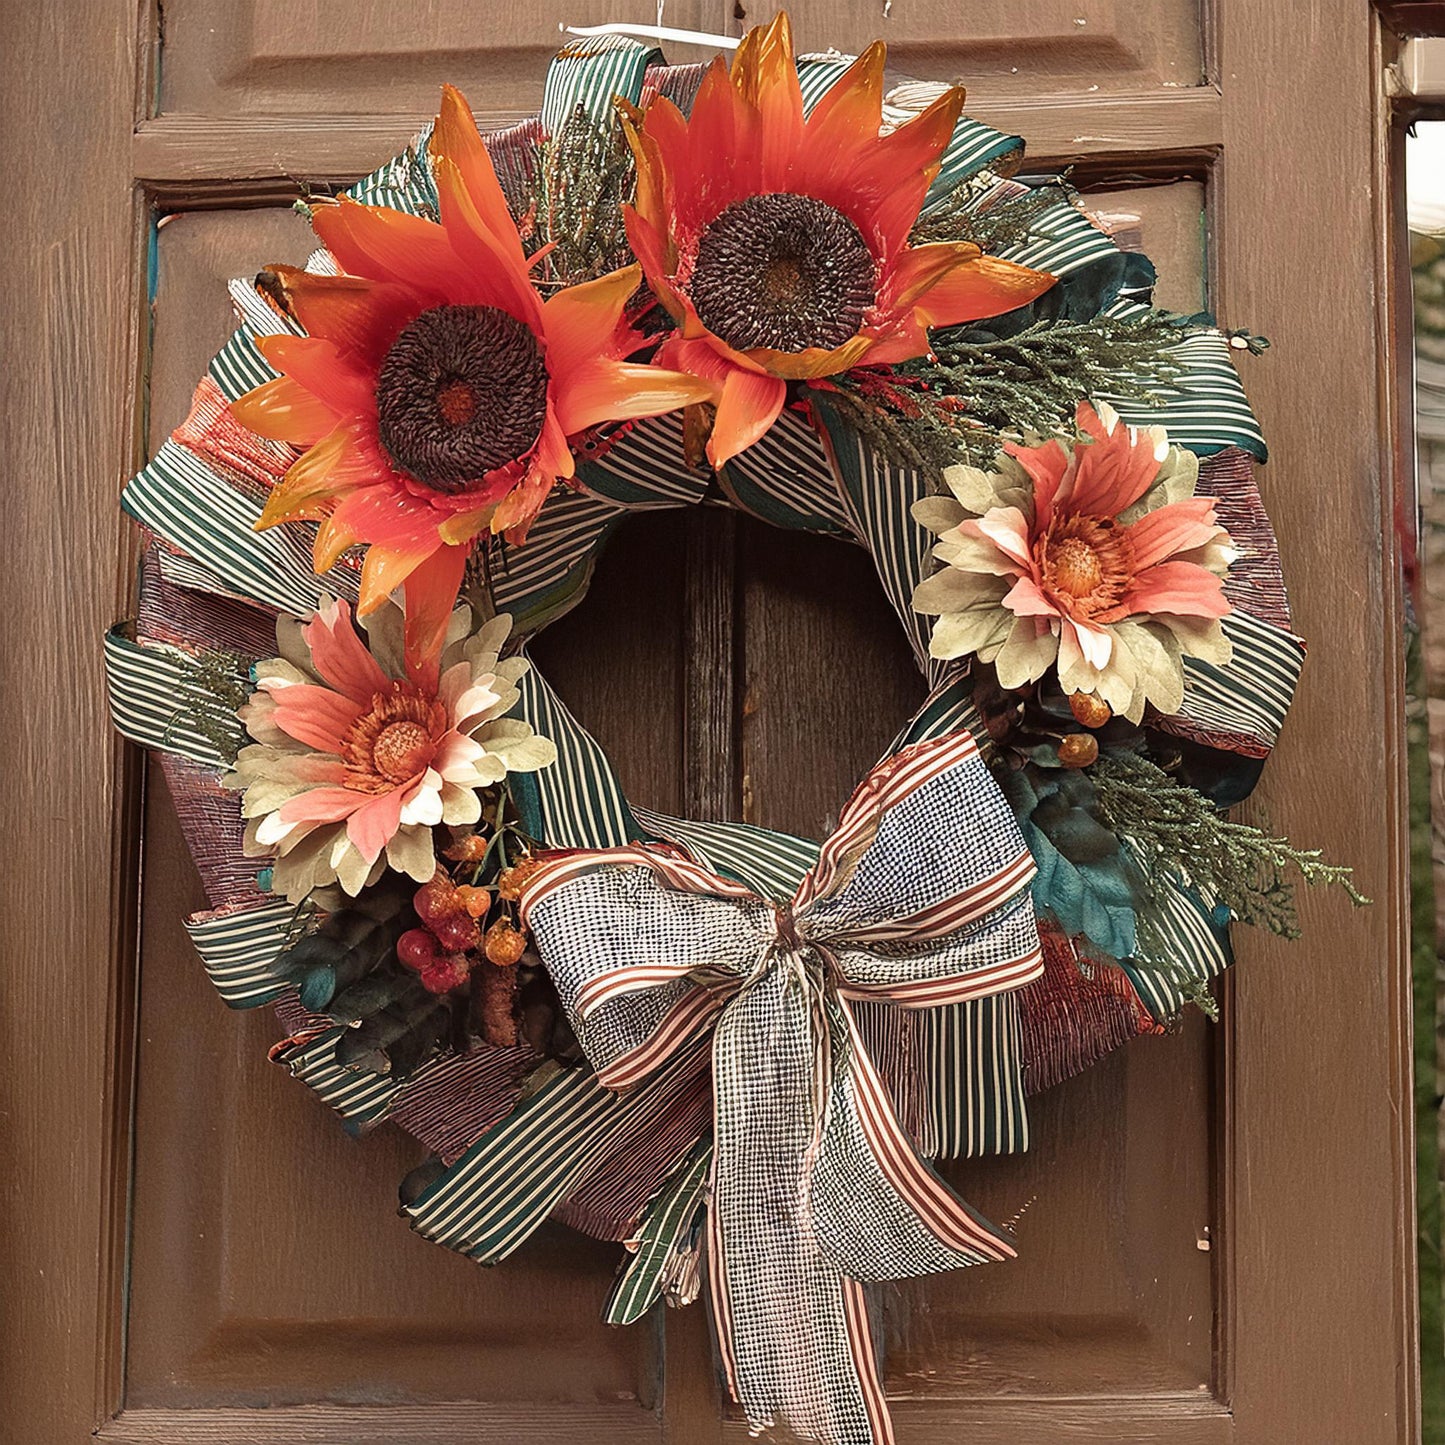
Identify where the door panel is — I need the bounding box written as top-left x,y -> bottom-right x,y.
129,174 -> 1218,1426
125,44 -> 1237,1441
779,0 -> 1202,94
0,1 -> 1413,1442
127,208 -> 666,1417
156,0 -> 1201,114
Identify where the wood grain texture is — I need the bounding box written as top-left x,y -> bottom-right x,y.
0,0 -> 1419,1440
682,507 -> 738,823
0,0 -> 146,1439
132,89 -> 1224,203
722,1394 -> 1232,1444
99,1403 -> 660,1443
1213,4 -> 1416,1442
154,0 -> 1198,113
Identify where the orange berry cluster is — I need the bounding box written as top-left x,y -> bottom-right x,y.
396,845 -> 543,996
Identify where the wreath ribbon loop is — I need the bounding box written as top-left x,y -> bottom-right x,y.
520,732 -> 1044,1445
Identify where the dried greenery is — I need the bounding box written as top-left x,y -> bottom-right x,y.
164,648 -> 253,762
820,311 -> 1188,475
1092,749 -> 1369,950
910,175 -> 1073,252
522,106 -> 637,289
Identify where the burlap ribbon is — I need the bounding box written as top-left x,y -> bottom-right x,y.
519,732 -> 1043,1445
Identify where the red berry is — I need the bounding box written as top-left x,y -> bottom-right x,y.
398,928 -> 439,973
420,953 -> 471,995
432,911 -> 481,952
414,874 -> 458,926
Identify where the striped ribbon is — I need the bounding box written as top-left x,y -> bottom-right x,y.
517,733 -> 1043,1445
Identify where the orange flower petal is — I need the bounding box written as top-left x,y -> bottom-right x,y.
552,358 -> 718,437
873,86 -> 966,184
708,364 -> 788,468
541,264 -> 639,379
257,427 -> 353,530
832,88 -> 963,256
911,254 -> 1057,328
684,56 -> 762,212
733,11 -> 804,189
358,535 -> 442,615
400,542 -> 471,678
436,506 -> 492,547
493,412 -> 573,542
745,334 -> 875,382
232,376 -> 341,447
797,42 -> 886,192
621,208 -> 687,325
254,333 -> 377,417
859,313 -> 933,368
431,157 -> 543,325
261,265 -> 423,366
883,240 -> 981,310
432,85 -> 528,269
313,508 -> 364,572
311,196 -> 472,297
625,96 -> 688,238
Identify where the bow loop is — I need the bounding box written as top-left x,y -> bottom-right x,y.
520,732 -> 1044,1445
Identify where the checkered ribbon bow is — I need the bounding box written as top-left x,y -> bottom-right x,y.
519,732 -> 1044,1445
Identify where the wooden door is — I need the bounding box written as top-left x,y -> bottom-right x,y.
0,1 -> 1418,1442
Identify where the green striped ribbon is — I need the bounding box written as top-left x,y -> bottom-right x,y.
716,407 -> 853,535
1104,300 -> 1269,461
272,1027 -> 401,1132
1121,871 -> 1233,1022
404,1048 -> 704,1262
105,625 -> 232,770
122,442 -> 332,618
186,901 -> 294,1010
543,34 -> 660,132
605,1134 -> 712,1325
1179,609 -> 1305,748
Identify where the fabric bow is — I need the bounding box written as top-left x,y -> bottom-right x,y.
519,732 -> 1043,1445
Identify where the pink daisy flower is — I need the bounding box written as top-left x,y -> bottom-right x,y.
911,401 -> 1236,722
230,598 -> 553,901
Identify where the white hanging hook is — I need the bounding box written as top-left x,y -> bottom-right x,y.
559,20 -> 741,49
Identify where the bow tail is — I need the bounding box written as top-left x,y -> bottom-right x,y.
707,965 -> 895,1445
810,993 -> 1017,1278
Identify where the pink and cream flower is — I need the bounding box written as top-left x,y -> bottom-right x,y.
911,402 -> 1236,723
230,598 -> 553,901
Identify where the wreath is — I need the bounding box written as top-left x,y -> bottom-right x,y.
106,17 -> 1361,1445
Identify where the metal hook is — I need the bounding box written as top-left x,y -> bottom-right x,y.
559,20 -> 741,49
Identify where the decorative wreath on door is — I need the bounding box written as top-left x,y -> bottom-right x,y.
106,17 -> 1359,1445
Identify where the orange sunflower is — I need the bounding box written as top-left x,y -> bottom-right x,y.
233,85 -> 714,660
619,12 -> 1057,467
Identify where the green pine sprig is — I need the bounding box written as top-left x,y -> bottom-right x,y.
819,311 -> 1188,475
524,106 -> 637,289
1091,750 -> 1369,946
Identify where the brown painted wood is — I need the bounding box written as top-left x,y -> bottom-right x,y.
153,0 -> 1199,112
1214,4 -> 1417,1441
99,1404 -> 658,1443
132,90 -> 1224,202
0,0 -> 1419,1441
0,0 -> 149,1438
1381,2 -> 1445,35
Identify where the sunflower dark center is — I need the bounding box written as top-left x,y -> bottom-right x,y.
688,192 -> 877,353
375,304 -> 548,493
